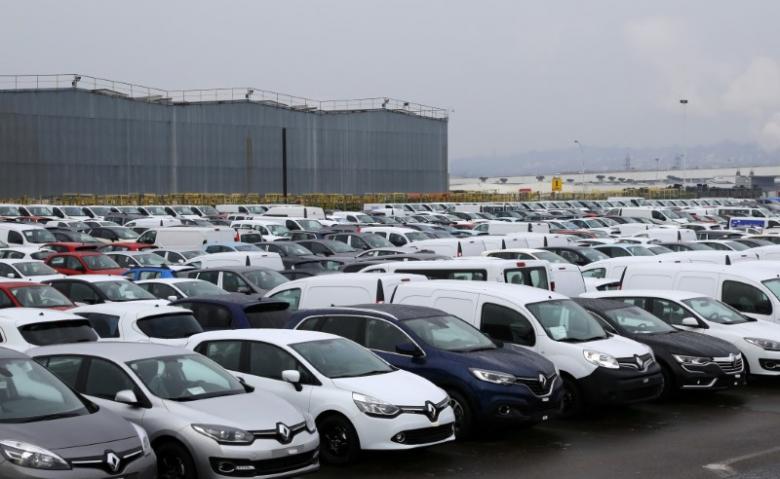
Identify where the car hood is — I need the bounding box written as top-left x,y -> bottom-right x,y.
635,330 -> 740,357
574,334 -> 653,357
88,268 -> 128,275
710,319 -> 780,340
0,407 -> 135,452
440,344 -> 557,377
332,369 -> 446,405
165,391 -> 304,430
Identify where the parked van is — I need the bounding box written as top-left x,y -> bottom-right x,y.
229,219 -> 290,241
264,273 -> 426,310
501,232 -> 575,249
124,217 -> 182,229
362,204 -> 409,217
136,226 -> 235,250
633,228 -> 697,242
0,223 -> 56,246
401,237 -> 489,257
620,262 -> 780,323
264,205 -> 325,220
215,204 -> 270,215
480,249 -> 587,297
390,281 -> 663,415
608,207 -> 686,224
258,216 -> 327,231
185,251 -> 284,271
473,222 -> 551,235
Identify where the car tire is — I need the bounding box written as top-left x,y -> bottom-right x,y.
658,363 -> 678,400
447,389 -> 474,439
317,414 -> 361,465
156,441 -> 197,479
559,376 -> 584,418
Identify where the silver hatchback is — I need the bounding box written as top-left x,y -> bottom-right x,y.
31,342 -> 320,479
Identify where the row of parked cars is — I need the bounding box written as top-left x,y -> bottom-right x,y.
1,197 -> 780,477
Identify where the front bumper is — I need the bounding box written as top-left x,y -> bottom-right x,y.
351,407 -> 456,451
0,450 -> 157,479
470,379 -> 564,424
669,358 -> 746,390
578,367 -> 664,405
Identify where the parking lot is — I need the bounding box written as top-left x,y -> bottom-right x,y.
320,380 -> 780,479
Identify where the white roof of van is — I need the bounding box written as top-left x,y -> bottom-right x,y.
394,279 -> 566,302
582,290 -> 705,301
188,329 -> 336,348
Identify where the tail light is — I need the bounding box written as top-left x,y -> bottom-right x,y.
516,262 -> 526,267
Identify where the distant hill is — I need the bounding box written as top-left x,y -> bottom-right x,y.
450,142 -> 779,177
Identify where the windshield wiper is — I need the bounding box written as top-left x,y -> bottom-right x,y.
332,370 -> 390,379
23,410 -> 85,422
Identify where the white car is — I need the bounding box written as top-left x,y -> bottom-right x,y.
71,302 -> 204,345
0,308 -> 98,352
0,246 -> 54,260
581,289 -> 780,377
136,278 -> 230,300
0,259 -> 64,282
186,329 -> 455,464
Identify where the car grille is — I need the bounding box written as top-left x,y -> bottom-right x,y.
210,450 -> 318,477
714,355 -> 744,374
617,354 -> 655,371
515,373 -> 558,396
250,421 -> 307,444
69,447 -> 143,474
397,424 -> 454,445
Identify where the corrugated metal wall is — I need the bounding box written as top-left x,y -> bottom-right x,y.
0,89 -> 448,197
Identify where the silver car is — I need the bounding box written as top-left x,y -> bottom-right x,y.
0,347 -> 156,478
31,342 -> 320,479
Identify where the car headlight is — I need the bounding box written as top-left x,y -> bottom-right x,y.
352,392 -> 400,417
130,423 -> 153,456
303,413 -> 317,434
672,355 -> 712,366
191,424 -> 254,445
583,350 -> 620,369
744,337 -> 780,351
470,368 -> 517,385
0,440 -> 70,470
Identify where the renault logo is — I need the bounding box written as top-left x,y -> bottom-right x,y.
104,451 -> 121,474
635,355 -> 645,370
277,423 -> 292,444
538,374 -> 548,390
424,401 -> 439,422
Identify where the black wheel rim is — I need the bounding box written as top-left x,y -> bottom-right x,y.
323,424 -> 350,458
450,397 -> 465,434
159,454 -> 186,479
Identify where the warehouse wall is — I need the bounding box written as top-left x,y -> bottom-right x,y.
0,89 -> 448,197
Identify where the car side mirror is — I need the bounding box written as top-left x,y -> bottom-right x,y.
115,389 -> 139,406
6,274 -> 14,279
396,342 -> 424,358
237,286 -> 251,294
282,370 -> 303,391
681,317 -> 700,328
167,295 -> 178,302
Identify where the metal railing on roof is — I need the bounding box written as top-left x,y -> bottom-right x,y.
0,73 -> 448,119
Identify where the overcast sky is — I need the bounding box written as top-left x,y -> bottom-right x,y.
3,0 -> 780,159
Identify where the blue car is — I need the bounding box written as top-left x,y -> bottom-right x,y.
288,304 -> 563,438
123,265 -> 179,281
171,293 -> 291,329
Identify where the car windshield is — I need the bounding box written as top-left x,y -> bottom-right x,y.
133,254 -> 168,266
94,280 -> 157,301
404,315 -> 495,352
136,313 -> 204,339
197,206 -> 217,216
624,245 -> 655,256
0,206 -> 21,216
296,220 -> 322,231
682,297 -> 751,324
90,207 -> 112,216
264,224 -> 289,236
9,286 -> 73,308
111,228 -> 140,240
173,206 -> 194,214
22,229 -> 56,244
62,207 -> 83,216
277,243 -> 313,256
685,243 -> 713,250
244,270 -> 289,290
291,338 -> 394,378
649,246 -> 674,254
233,244 -> 260,252
14,261 -> 58,276
0,358 -> 90,423
363,234 -> 393,248
527,299 -> 608,342
577,248 -> 610,261
120,207 -> 143,214
725,241 -> 749,251
128,354 -> 243,401
322,240 -> 356,253
352,214 -> 374,224
246,206 -> 267,214
532,251 -> 570,264
406,232 -> 428,242
145,207 -> 167,215
601,306 -> 675,334
762,279 -> 780,305
27,206 -> 55,216
19,319 -> 98,346
175,280 -> 230,297
70,231 -> 97,242
82,254 -> 122,270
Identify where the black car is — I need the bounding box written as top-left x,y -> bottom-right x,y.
172,294 -> 291,329
575,298 -> 746,396
542,246 -> 610,266
184,266 -> 289,294
295,239 -> 361,258
255,241 -> 321,269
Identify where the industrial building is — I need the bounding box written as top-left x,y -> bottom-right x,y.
0,74 -> 448,198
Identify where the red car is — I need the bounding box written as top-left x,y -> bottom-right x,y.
44,242 -> 101,253
101,242 -> 158,252
0,281 -> 75,310
44,251 -> 128,276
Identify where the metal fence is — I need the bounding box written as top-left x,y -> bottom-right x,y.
0,74 -> 448,120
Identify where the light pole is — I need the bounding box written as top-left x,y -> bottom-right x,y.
680,99 -> 689,189
574,140 -> 585,196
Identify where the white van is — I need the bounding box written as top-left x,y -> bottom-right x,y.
620,262 -> 780,323
184,251 -> 284,271
124,217 -> 182,229
328,211 -> 377,225
229,220 -> 290,241
607,207 -> 686,224
481,249 -> 586,297
0,223 -> 56,246
400,237 -> 489,257
632,228 -> 697,242
361,227 -> 430,247
264,273 -> 426,310
257,216 -> 327,232
362,204 -> 409,217
136,227 -> 236,250
215,204 -> 270,215
263,205 -> 325,220
390,281 -> 662,414
472,222 -> 551,235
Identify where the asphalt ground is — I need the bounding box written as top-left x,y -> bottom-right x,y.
318,379 -> 780,478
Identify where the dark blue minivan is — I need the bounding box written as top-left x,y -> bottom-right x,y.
288,304 -> 563,437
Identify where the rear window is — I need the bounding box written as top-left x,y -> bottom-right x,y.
19,320 -> 98,346
245,304 -> 292,328
136,313 -> 204,339
504,267 -> 549,289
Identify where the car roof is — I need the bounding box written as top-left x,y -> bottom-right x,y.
188,266 -> 275,273
49,274 -> 128,283
0,308 -> 84,326
135,278 -> 205,285
0,258 -> 43,264
51,251 -> 103,257
583,289 -> 703,301
294,303 -> 446,321
106,250 -> 155,256
29,341 -> 189,362
71,302 -> 189,315
189,328 -> 336,347
175,293 -> 286,307
573,297 -> 634,312
0,281 -> 48,289
396,279 -> 566,301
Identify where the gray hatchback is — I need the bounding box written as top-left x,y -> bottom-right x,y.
0,347 -> 156,478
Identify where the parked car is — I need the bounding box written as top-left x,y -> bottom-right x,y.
0,259 -> 65,282
0,222 -> 57,246
172,294 -> 292,330
575,298 -> 745,395
45,227 -> 99,244
185,266 -> 289,294
0,281 -> 75,309
325,232 -> 394,251
542,246 -> 610,266
43,241 -> 101,253
296,239 -> 361,258
254,241 -> 321,269
123,266 -> 180,281
188,329 -> 454,463
0,308 -> 98,352
136,278 -> 230,299
0,246 -> 54,260
105,251 -> 172,269
289,304 -> 562,437
45,251 -> 127,276
151,248 -> 206,264
32,342 -> 320,479
0,347 -> 157,478
71,303 -> 204,344
46,275 -> 164,305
